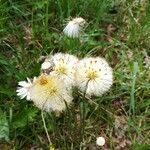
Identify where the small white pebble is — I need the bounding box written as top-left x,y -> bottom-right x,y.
96,137 -> 105,146
41,61 -> 51,70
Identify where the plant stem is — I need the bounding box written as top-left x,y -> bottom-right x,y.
41,111 -> 51,145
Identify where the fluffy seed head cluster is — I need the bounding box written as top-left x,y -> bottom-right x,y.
75,57 -> 113,96
30,75 -> 73,112
63,17 -> 86,38
17,52 -> 113,112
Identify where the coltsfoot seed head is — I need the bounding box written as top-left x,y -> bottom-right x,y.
63,17 -> 86,38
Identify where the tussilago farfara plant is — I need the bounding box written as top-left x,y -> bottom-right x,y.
17,17 -> 113,113
17,53 -> 113,112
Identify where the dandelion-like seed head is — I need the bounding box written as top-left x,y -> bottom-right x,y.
63,17 -> 86,38
75,57 -> 113,96
48,53 -> 78,88
30,74 -> 73,112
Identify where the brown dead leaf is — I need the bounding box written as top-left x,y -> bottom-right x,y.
0,143 -> 11,150
126,51 -> 133,59
22,25 -> 43,49
114,116 -> 127,137
115,138 -> 131,150
144,55 -> 150,69
107,24 -> 116,36
113,116 -> 132,149
23,25 -> 32,45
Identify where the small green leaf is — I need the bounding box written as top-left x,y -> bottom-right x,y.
12,107 -> 38,128
49,144 -> 55,150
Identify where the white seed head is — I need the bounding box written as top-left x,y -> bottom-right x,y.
30,75 -> 73,112
63,17 -> 86,38
49,53 -> 79,89
75,57 -> 113,96
96,137 -> 105,146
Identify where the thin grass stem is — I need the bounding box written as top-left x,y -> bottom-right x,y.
41,111 -> 51,145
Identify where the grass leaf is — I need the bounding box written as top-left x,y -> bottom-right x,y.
0,109 -> 9,142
